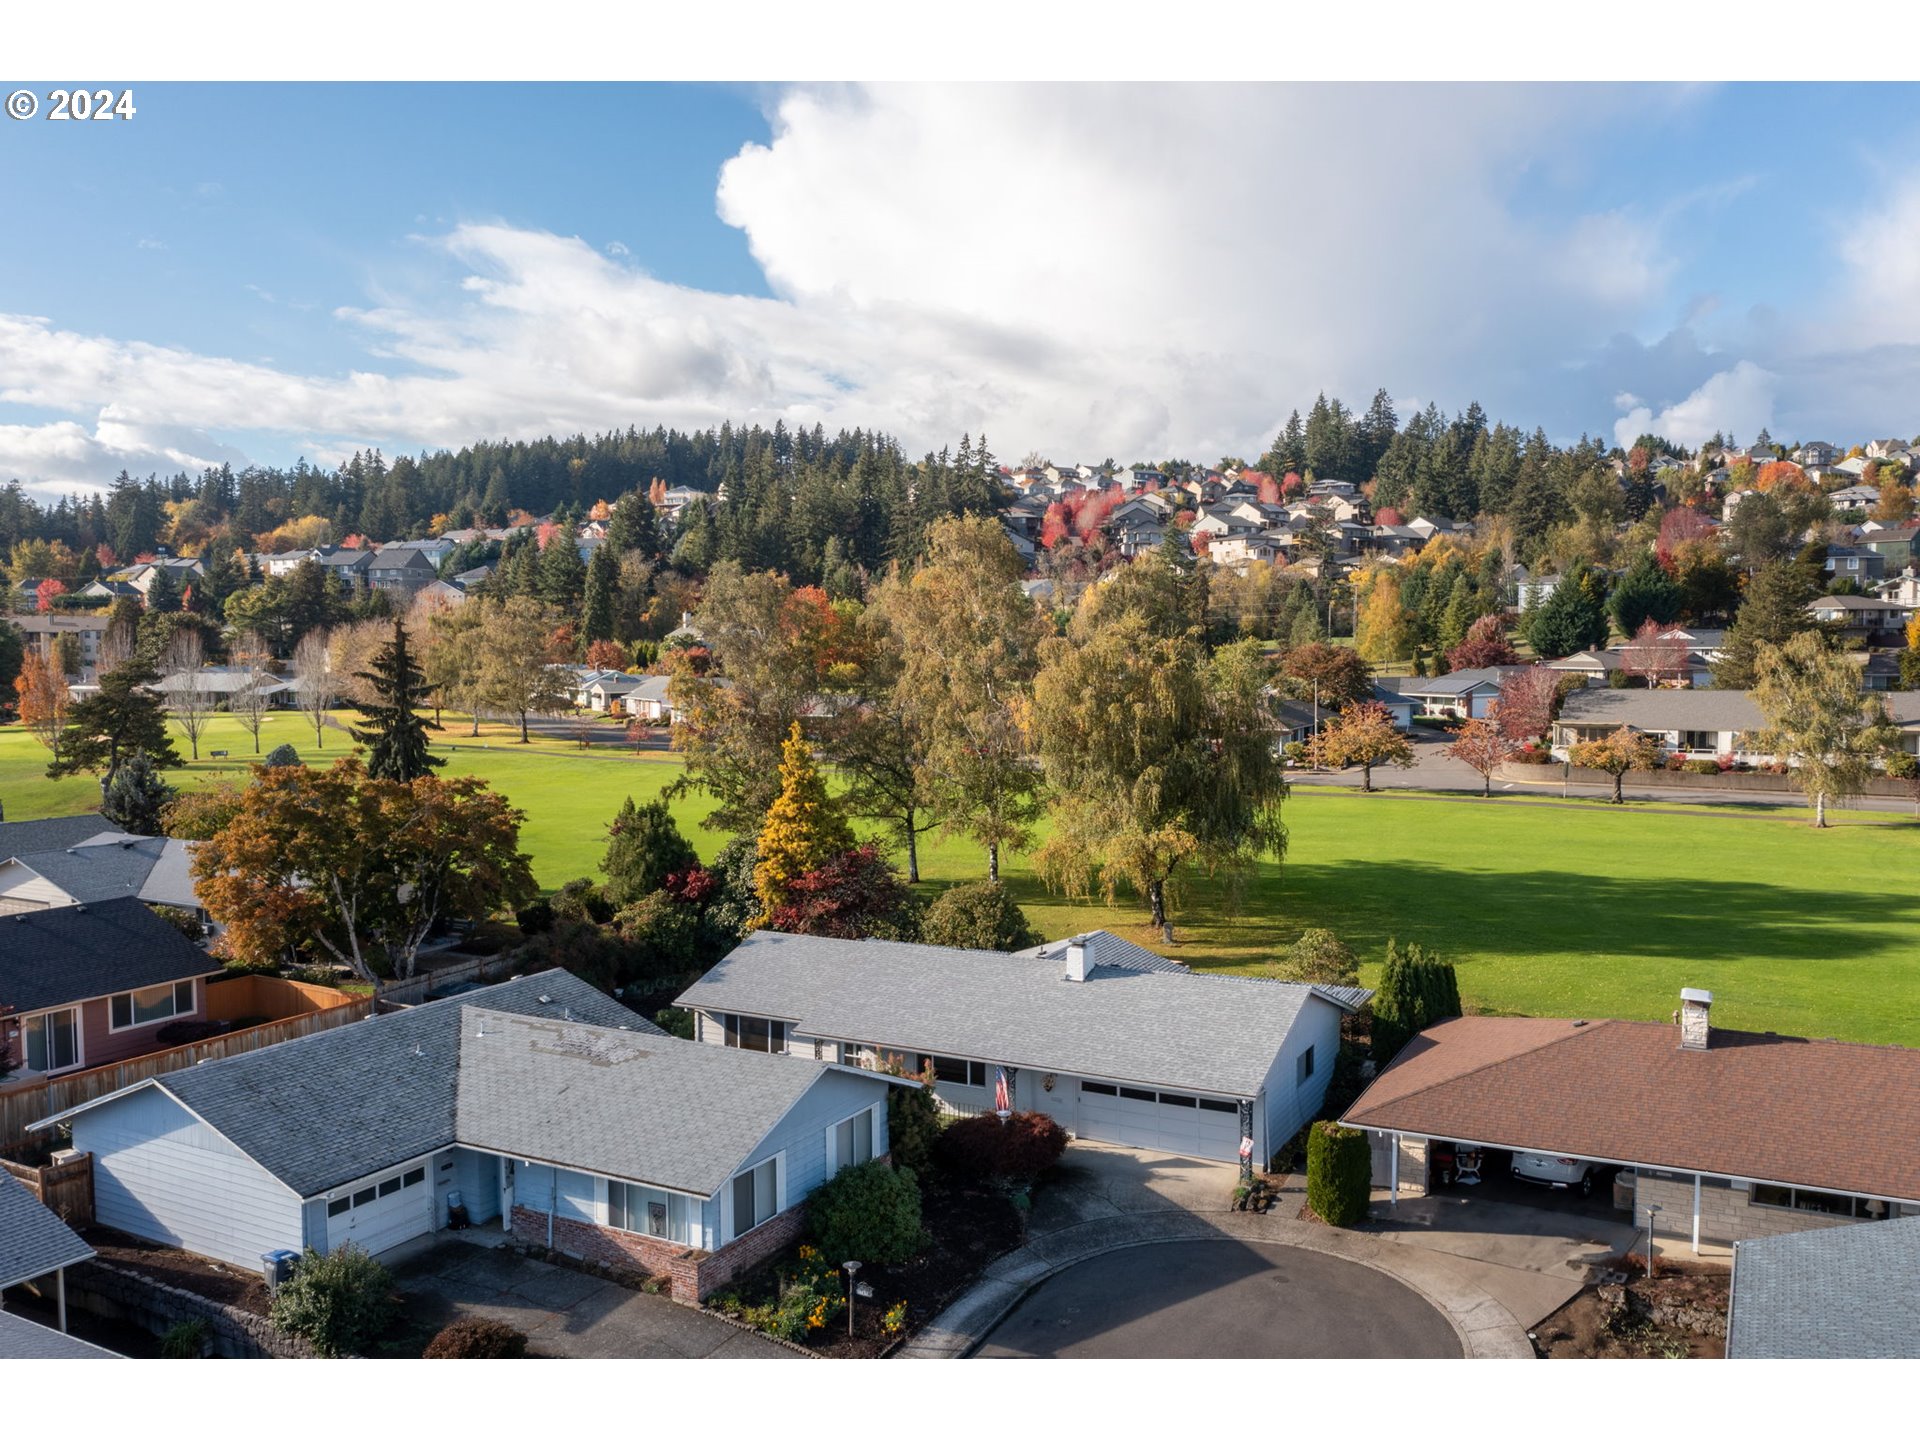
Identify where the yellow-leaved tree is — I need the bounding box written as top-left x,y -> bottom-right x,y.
753,722 -> 855,924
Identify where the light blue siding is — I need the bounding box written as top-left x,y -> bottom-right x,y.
449,1147 -> 500,1225
513,1162 -> 599,1224
70,1085 -> 302,1269
1259,997 -> 1346,1164
740,1068 -> 891,1205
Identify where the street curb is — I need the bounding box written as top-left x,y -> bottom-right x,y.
898,1209 -> 1533,1360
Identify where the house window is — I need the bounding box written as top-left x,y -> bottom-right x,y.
1750,1183 -> 1886,1220
21,1008 -> 79,1074
830,1109 -> 875,1175
110,980 -> 196,1031
1081,1082 -> 1118,1097
730,1158 -> 779,1241
1297,1044 -> 1316,1085
1678,730 -> 1716,752
724,1015 -> 788,1053
918,1055 -> 988,1087
609,1182 -> 692,1244
1197,1098 -> 1238,1115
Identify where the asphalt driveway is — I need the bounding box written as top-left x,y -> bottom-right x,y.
388,1238 -> 796,1359
974,1238 -> 1461,1359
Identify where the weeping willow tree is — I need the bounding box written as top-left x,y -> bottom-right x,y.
1031,607 -> 1287,937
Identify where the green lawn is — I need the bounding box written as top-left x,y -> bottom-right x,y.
5,714 -> 1919,1045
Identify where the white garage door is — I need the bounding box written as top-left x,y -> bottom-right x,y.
325,1160 -> 435,1256
1075,1082 -> 1243,1160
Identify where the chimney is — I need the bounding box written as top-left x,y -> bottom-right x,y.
1063,936 -> 1089,984
1678,988 -> 1713,1051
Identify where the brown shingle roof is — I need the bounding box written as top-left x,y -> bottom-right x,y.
1342,1016 -> 1920,1202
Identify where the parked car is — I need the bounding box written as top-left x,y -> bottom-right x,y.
1511,1150 -> 1600,1197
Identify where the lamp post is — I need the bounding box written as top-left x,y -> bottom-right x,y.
842,1259 -> 862,1339
1640,1201 -> 1662,1279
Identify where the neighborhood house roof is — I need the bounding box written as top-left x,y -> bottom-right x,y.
0,814 -> 124,857
0,1174 -> 95,1289
1727,1215 -> 1920,1359
0,897 -> 220,1015
0,1308 -> 120,1360
1375,667 -> 1518,700
52,970 -> 655,1198
678,930 -> 1368,1100
5,836 -> 173,904
455,1009 -> 860,1197
1556,687 -> 1765,733
1341,1015 -> 1920,1203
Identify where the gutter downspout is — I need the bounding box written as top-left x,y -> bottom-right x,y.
1389,1132 -> 1399,1208
548,1166 -> 557,1250
1692,1173 -> 1701,1254
56,1268 -> 67,1333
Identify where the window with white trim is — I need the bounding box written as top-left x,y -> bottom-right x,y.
830,1109 -> 875,1175
723,1015 -> 788,1053
110,980 -> 196,1031
608,1182 -> 694,1244
919,1054 -> 987,1087
730,1157 -> 780,1240
1750,1183 -> 1889,1220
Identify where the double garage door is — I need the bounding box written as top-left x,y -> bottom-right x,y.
1075,1081 -> 1243,1161
325,1160 -> 434,1256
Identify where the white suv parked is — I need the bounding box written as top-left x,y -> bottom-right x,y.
1511,1150 -> 1600,1197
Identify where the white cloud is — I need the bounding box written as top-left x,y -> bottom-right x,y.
1611,360 -> 1777,449
7,82 -> 1876,496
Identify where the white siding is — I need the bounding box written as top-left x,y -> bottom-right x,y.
1259,997 -> 1345,1166
70,1085 -> 302,1268
693,1010 -> 726,1046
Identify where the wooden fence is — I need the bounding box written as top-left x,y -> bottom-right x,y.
0,996 -> 372,1148
204,973 -> 359,1025
1,1151 -> 94,1226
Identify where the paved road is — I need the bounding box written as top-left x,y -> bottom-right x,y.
1292,731 -> 1920,815
974,1238 -> 1460,1359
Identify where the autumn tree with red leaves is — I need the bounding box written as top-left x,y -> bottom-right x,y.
1446,614 -> 1520,671
1619,618 -> 1691,687
1447,714 -> 1517,796
1495,665 -> 1566,742
34,579 -> 66,612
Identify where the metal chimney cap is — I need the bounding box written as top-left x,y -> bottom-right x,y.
1680,987 -> 1713,1004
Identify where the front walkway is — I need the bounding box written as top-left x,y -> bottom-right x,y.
902,1141 -> 1535,1359
385,1232 -> 798,1359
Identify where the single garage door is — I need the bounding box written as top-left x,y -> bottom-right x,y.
325,1160 -> 434,1256
1075,1081 -> 1243,1160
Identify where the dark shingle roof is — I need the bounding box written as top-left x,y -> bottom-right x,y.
0,814 -> 123,858
134,971 -> 655,1198
0,1174 -> 94,1288
4,837 -> 167,904
1729,1215 -> 1920,1358
0,898 -> 219,1013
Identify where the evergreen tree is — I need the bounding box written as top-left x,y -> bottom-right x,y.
581,543 -> 618,644
48,659 -> 183,791
1524,558 -> 1609,658
144,565 -> 182,613
1371,939 -> 1463,1062
100,748 -> 178,835
606,489 -> 662,559
536,528 -> 587,608
1713,559 -> 1823,689
1608,551 -> 1683,636
348,620 -> 443,781
753,723 -> 855,924
601,796 -> 699,907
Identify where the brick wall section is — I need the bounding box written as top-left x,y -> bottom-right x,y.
1634,1174 -> 1863,1245
510,1203 -> 810,1303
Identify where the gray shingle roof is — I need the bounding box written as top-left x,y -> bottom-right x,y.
0,1174 -> 94,1288
678,930 -> 1365,1099
0,1308 -> 120,1359
0,897 -> 219,1014
1728,1215 -> 1920,1359
0,814 -> 123,858
94,971 -> 655,1199
456,1008 -> 844,1197
1014,931 -> 1189,974
1556,687 -> 1765,732
5,836 -> 169,904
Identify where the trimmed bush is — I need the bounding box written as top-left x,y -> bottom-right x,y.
918,881 -> 1043,952
885,1072 -> 942,1174
262,743 -> 301,767
269,1245 -> 398,1357
423,1317 -> 529,1359
934,1111 -> 1068,1180
807,1160 -> 926,1265
1306,1121 -> 1372,1226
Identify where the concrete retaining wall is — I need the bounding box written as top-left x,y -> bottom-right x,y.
1502,760 -> 1917,799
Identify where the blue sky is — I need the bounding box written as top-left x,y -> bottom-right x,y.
3,81 -> 1919,495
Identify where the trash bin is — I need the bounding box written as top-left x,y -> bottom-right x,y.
261,1249 -> 300,1291
446,1188 -> 470,1231
1612,1169 -> 1636,1212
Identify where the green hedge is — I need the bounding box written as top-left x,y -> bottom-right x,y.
807,1160 -> 926,1265
1305,1121 -> 1372,1226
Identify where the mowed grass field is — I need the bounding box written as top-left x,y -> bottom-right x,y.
4,712 -> 1919,1045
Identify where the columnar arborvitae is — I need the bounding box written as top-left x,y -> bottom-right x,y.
349,619 -> 443,782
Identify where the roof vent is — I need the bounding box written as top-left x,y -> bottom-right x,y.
537,994 -> 552,1005
1063,935 -> 1089,984
1678,988 -> 1712,1051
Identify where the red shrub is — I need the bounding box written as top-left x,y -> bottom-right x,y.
934,1111 -> 1068,1179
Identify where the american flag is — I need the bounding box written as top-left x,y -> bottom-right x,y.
994,1066 -> 1011,1114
